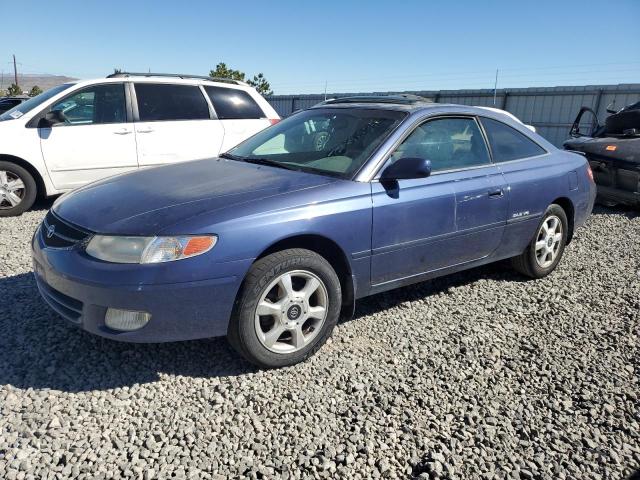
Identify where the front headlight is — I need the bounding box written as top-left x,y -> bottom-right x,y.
85,235 -> 217,264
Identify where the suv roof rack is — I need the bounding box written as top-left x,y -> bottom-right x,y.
106,72 -> 248,85
320,94 -> 432,106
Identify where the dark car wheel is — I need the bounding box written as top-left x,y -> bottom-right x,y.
512,204 -> 569,279
0,161 -> 37,217
228,248 -> 342,368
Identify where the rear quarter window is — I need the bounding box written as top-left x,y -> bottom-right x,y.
480,117 -> 546,162
204,86 -> 265,120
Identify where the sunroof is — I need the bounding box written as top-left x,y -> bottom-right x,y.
321,95 -> 432,105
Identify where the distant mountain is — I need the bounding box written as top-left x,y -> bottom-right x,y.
1,73 -> 78,93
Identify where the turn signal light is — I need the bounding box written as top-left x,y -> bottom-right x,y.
183,236 -> 215,256
586,164 -> 594,183
269,118 -> 280,125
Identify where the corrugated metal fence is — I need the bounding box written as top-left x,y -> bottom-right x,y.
267,84 -> 640,147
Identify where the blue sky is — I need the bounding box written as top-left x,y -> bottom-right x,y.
2,0 -> 639,94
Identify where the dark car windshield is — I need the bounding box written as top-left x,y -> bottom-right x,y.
227,108 -> 407,179
0,83 -> 75,121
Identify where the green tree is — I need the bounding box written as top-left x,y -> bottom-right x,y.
247,73 -> 273,96
209,62 -> 273,95
113,68 -> 123,75
0,89 -> 6,97
7,84 -> 21,96
28,85 -> 43,97
209,62 -> 246,82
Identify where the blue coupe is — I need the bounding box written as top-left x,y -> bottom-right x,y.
32,96 -> 596,367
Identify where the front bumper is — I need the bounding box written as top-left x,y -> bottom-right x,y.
31,227 -> 251,343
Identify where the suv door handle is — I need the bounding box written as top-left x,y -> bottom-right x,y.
488,188 -> 504,198
136,127 -> 154,133
113,128 -> 132,135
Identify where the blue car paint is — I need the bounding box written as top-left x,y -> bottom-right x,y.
32,104 -> 596,343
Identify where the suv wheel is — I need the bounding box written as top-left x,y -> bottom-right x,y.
228,248 -> 341,368
0,161 -> 37,217
512,204 -> 568,278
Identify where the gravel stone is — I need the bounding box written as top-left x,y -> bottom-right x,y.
0,202 -> 638,479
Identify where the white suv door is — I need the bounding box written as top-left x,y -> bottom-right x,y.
39,83 -> 138,190
203,86 -> 273,152
133,83 -> 224,166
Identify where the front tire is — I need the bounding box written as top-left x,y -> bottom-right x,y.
0,161 -> 37,217
512,204 -> 568,279
228,249 -> 342,368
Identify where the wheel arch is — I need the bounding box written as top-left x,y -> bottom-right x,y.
0,154 -> 47,199
551,196 -> 575,243
255,234 -> 356,319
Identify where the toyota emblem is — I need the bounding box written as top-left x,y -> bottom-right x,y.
46,224 -> 56,239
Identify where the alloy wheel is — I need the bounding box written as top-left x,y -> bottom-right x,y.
535,215 -> 563,268
254,270 -> 329,354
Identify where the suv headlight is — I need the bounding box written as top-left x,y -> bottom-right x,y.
85,235 -> 217,264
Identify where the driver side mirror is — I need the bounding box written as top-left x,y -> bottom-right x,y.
38,110 -> 66,128
380,157 -> 432,181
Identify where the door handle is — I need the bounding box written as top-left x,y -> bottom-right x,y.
488,188 -> 504,198
113,128 -> 132,135
136,127 -> 154,133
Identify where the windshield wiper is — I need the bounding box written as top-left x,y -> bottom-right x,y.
219,152 -> 244,161
220,152 -> 296,171
241,157 -> 298,171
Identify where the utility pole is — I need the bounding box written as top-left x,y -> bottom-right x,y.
13,54 -> 19,87
493,68 -> 499,106
323,80 -> 328,101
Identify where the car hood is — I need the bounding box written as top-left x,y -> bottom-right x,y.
54,158 -> 335,234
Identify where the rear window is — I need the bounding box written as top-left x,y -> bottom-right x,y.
204,86 -> 264,120
135,83 -> 210,121
480,117 -> 546,162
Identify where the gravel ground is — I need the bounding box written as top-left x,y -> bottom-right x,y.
0,202 -> 638,479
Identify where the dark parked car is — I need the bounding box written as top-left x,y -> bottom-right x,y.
0,96 -> 29,114
564,101 -> 640,207
32,97 -> 596,368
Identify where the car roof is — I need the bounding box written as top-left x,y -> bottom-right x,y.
66,73 -> 256,92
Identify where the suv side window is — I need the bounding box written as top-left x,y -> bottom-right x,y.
390,117 -> 490,172
49,84 -> 126,125
204,86 -> 264,120
480,117 -> 546,162
135,84 -> 210,121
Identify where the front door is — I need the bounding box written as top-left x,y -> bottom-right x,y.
371,116 -> 507,286
39,83 -> 138,190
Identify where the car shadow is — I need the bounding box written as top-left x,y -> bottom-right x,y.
592,203 -> 639,219
0,272 -> 258,393
346,260 -> 526,322
31,196 -> 56,212
0,261 -> 523,393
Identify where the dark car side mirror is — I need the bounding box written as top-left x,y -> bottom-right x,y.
380,157 -> 432,181
38,110 -> 66,128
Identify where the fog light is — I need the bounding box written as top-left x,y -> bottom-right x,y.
105,308 -> 151,331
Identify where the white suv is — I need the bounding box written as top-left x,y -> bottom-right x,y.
0,73 -> 279,216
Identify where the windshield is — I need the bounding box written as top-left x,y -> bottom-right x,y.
0,83 -> 75,121
227,108 -> 407,179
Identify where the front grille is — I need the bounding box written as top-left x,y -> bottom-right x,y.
41,211 -> 91,248
35,277 -> 83,323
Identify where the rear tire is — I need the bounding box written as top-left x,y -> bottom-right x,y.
512,204 -> 568,279
228,248 -> 341,368
0,161 -> 37,217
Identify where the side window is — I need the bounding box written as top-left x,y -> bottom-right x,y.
49,84 -> 126,125
480,117 -> 546,162
204,86 -> 264,120
390,117 -> 490,172
135,84 -> 210,121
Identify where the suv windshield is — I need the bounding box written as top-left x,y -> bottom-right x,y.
0,83 -> 75,121
227,108 -> 407,179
